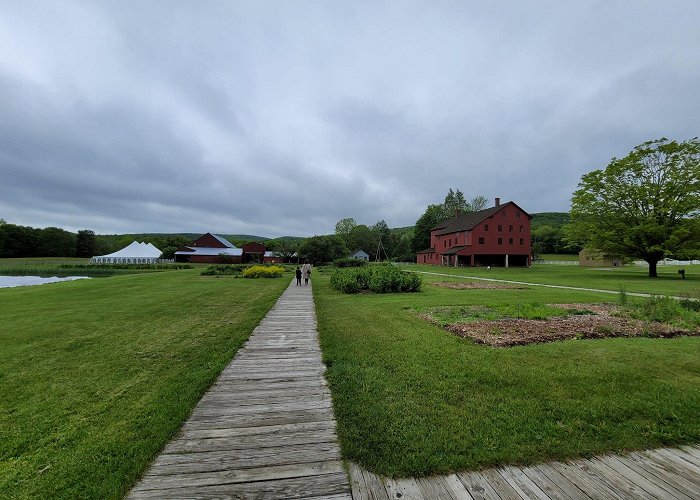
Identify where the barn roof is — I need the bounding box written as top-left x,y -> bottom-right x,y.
174,246 -> 243,256
211,234 -> 237,248
432,201 -> 531,236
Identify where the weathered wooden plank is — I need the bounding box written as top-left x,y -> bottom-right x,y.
520,463 -> 581,500
177,419 -> 335,440
532,463 -> 592,500
671,447 -> 700,469
497,465 -> 550,500
360,467 -> 391,500
188,399 -> 334,418
162,428 -> 339,454
582,458 -> 655,499
182,407 -> 335,429
456,470 -> 504,500
437,474 -> 475,499
384,477 -> 425,500
134,460 -> 345,490
635,450 -> 700,490
129,471 -> 351,499
478,468 -> 522,500
548,460 -> 629,500
148,445 -> 341,475
603,454 -> 692,500
653,448 -> 700,477
349,462 -> 372,500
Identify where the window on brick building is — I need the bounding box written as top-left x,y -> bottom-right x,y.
498,237 -> 502,244
509,238 -> 513,244
498,225 -> 502,232
479,237 -> 485,244
484,224 -> 489,231
520,238 -> 524,245
509,225 -> 513,232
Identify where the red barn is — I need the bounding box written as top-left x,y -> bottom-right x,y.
174,233 -> 243,263
417,199 -> 532,267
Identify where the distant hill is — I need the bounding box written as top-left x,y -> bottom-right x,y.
530,212 -> 570,229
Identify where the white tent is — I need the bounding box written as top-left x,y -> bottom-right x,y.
90,241 -> 165,264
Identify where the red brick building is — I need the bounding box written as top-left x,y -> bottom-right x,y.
417,199 -> 532,267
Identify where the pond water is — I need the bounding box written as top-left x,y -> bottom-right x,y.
0,276 -> 91,288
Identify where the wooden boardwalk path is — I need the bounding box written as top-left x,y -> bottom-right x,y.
349,444 -> 700,499
129,279 -> 351,499
129,276 -> 699,499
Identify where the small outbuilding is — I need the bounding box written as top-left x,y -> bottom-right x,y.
350,250 -> 369,261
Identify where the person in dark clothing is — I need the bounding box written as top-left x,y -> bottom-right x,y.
295,266 -> 302,286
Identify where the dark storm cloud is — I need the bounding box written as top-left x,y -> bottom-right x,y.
0,1 -> 698,236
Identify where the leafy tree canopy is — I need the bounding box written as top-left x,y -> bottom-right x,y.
298,234 -> 349,265
334,217 -> 357,236
411,189 -> 488,253
569,137 -> 700,277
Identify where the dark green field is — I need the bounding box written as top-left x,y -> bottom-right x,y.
315,265 -> 700,477
0,270 -> 288,498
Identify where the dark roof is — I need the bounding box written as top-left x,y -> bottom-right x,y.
442,245 -> 467,255
432,201 -> 531,236
417,247 -> 435,254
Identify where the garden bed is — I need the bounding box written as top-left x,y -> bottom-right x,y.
422,303 -> 698,347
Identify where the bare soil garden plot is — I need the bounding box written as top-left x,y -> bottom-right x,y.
420,303 -> 699,347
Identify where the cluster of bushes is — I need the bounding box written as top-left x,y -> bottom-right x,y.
333,257 -> 368,268
242,265 -> 285,278
330,264 -> 422,294
200,265 -> 248,276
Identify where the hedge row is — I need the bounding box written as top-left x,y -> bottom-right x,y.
242,265 -> 285,278
330,264 -> 422,294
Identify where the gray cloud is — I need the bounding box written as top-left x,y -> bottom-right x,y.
1,1 -> 698,236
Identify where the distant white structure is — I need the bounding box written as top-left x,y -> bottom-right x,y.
350,250 -> 369,261
91,241 -> 165,264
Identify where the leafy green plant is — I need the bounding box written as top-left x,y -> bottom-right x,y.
330,264 -> 422,294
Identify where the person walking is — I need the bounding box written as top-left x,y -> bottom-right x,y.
295,266 -> 302,286
301,260 -> 312,285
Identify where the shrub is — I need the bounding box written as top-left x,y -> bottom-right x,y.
242,265 -> 284,278
330,264 -> 422,294
200,265 -> 246,276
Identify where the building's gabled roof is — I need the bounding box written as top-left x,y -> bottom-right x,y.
211,234 -> 236,248
432,201 -> 532,236
351,250 -> 369,257
417,247 -> 435,254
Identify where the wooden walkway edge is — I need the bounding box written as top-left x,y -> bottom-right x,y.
129,279 -> 351,499
348,444 -> 700,499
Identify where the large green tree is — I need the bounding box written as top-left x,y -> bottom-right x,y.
570,137 -> 700,277
298,235 -> 348,265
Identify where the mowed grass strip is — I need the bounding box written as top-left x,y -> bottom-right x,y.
315,270 -> 700,477
0,271 -> 288,499
406,263 -> 700,296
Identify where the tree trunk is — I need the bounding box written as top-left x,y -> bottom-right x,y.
647,259 -> 658,278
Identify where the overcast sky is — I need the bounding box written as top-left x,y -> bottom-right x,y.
1,1 -> 698,237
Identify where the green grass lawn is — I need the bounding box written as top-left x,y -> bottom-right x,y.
315,268 -> 700,477
404,263 -> 700,297
0,270 -> 289,498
